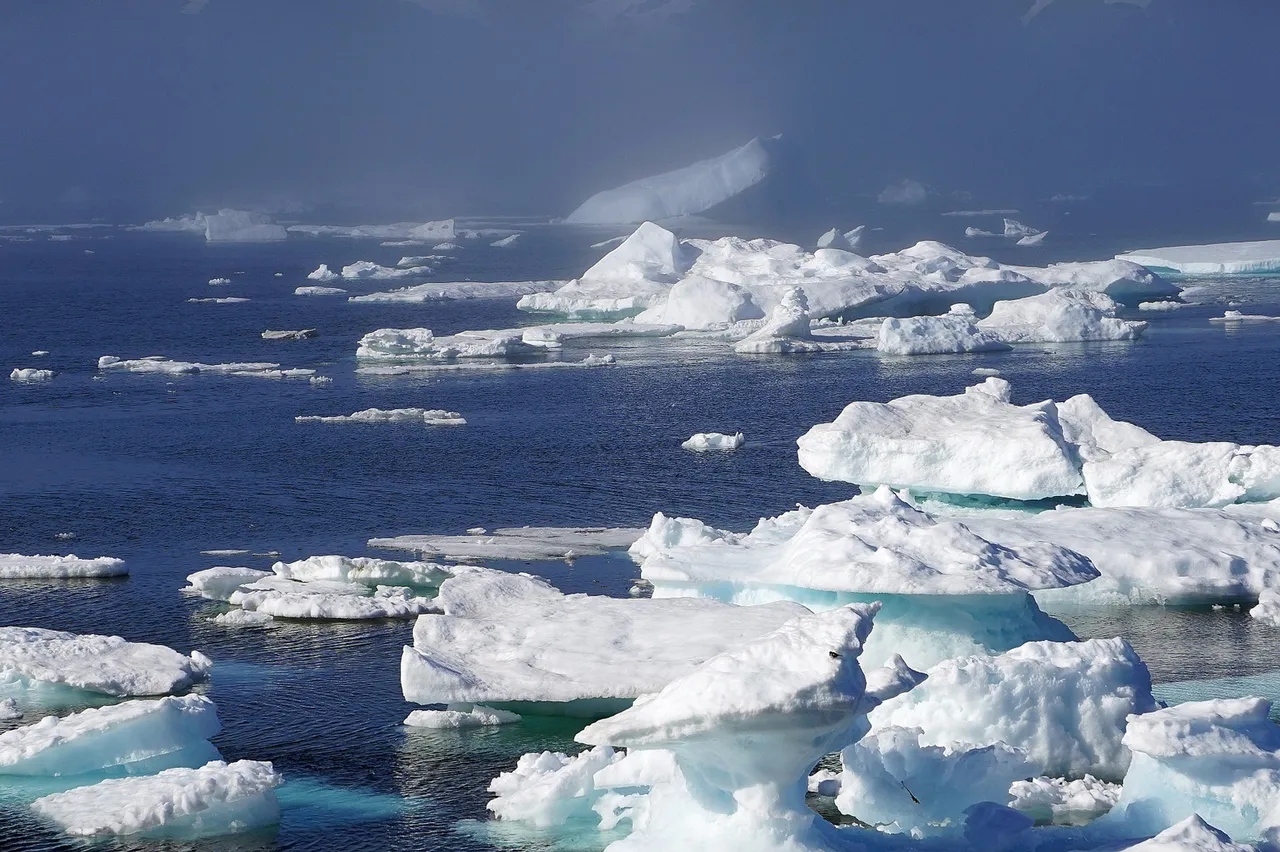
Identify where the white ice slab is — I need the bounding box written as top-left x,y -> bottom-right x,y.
0,554 -> 126,579
295,408 -> 465,426
370,526 -> 643,561
0,627 -> 210,697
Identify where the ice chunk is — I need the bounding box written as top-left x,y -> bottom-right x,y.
286,219 -> 454,241
212,609 -> 275,628
582,353 -> 616,367
635,275 -> 765,328
1008,774 -> 1120,824
877,304 -> 1013,355
486,745 -> 627,827
139,213 -> 205,233
0,627 -> 210,697
295,408 -> 466,426
1101,698 -> 1280,841
733,286 -> 826,354
967,226 -> 1000,238
681,431 -> 744,451
0,553 -> 126,579
1016,231 -> 1048,246
294,285 -> 346,296
201,209 -> 286,242
404,705 -> 521,729
1251,589 -> 1280,627
10,368 -> 55,382
340,260 -> 431,280
1116,240 -> 1280,275
0,694 -> 219,777
871,638 -> 1156,779
816,226 -> 864,251
371,526 -> 643,561
490,234 -> 520,248
97,356 -> 313,379
307,264 -> 340,282
0,699 -> 19,721
31,759 -> 282,837
1139,301 -> 1184,311
261,329 -> 316,340
184,566 -> 272,601
797,378 -> 1085,500
1003,218 -> 1042,238
229,577 -> 437,620
1083,442 -> 1280,509
207,277 -> 231,285
977,288 -> 1147,343
347,280 -> 565,303
835,726 -> 1033,835
187,297 -> 249,304
355,327 -> 543,361
401,570 -> 810,712
269,554 -> 456,590
1210,310 -> 1280,323
566,137 -> 772,224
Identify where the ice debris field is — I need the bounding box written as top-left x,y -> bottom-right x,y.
4,212 -> 1280,851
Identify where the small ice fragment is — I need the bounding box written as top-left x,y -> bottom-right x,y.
207,277 -> 231,285
10,368 -> 55,382
261,329 -> 317,340
681,431 -> 744,452
404,705 -> 521,728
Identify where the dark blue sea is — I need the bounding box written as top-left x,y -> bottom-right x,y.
2,221 -> 1279,851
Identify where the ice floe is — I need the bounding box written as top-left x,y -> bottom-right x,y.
261,328 -> 316,340
877,305 -> 1012,355
401,570 -> 810,713
30,759 -> 282,837
340,260 -> 431,280
490,234 -> 521,248
1017,231 -> 1048,246
1116,240 -> 1280,275
294,285 -> 347,296
207,277 -> 230,285
1139,300 -> 1184,311
9,368 -> 55,382
1250,589 -> 1280,627
681,431 -> 744,451
0,554 -> 126,579
1210,310 -> 1280,322
286,218 -> 454,241
0,627 -> 210,697
975,288 -> 1146,343
201,209 -> 286,242
369,526 -> 643,561
404,705 -> 521,729
565,137 -> 773,224
1008,774 -> 1121,824
98,356 -> 313,379
295,408 -> 466,426
187,297 -> 249,304
307,263 -> 339,282
347,280 -> 565,303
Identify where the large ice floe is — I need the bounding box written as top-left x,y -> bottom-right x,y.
185,555 -> 456,621
0,553 -> 126,579
565,137 -> 774,225
30,759 -> 282,837
98,356 -> 314,379
1116,239 -> 1280,275
632,485 -> 1092,670
401,570 -> 810,716
0,627 -> 210,698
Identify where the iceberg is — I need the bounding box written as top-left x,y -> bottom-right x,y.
0,627 -> 210,697
490,234 -> 521,248
733,287 -> 827,354
184,566 -> 271,601
634,275 -> 765,328
286,218 -> 454,241
340,260 -> 431,280
0,694 -> 220,777
797,378 -> 1086,501
876,305 -> 1012,355
31,759 -> 282,837
294,285 -> 347,296
1119,816 -> 1253,852
816,227 -> 864,251
401,570 -> 811,714
975,288 -> 1147,343
1116,240 -> 1280,275
566,138 -> 773,224
869,637 -> 1156,779
261,329 -> 316,340
1003,218 -> 1042,238
369,526 -> 643,561
139,213 -> 205,233
1016,231 -> 1048,246
1139,301 -> 1184,311
1006,259 -> 1178,305
207,277 -> 231,285
1081,441 -> 1280,509
0,553 -> 126,579
966,226 -> 1000,238
10,368 -> 55,382
201,209 -> 286,242
681,431 -> 744,451
1099,698 -> 1280,841
355,327 -> 544,361
295,408 -> 466,426
636,486 -> 1093,669
307,264 -> 340,282
348,280 -> 565,303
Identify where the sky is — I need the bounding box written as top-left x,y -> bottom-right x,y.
0,0 -> 1276,223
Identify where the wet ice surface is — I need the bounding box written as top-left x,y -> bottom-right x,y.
2,228 -> 1280,849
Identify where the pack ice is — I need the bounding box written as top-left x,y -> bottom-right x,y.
0,553 -> 126,579
1116,239 -> 1280,275
0,627 -> 210,698
401,570 -> 812,715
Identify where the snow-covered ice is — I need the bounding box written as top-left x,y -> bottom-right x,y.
566,137 -> 773,224
340,260 -> 431,280
306,264 -> 340,282
0,627 -> 210,697
877,305 -> 1012,355
369,526 -> 643,561
681,431 -> 744,451
98,356 -> 313,379
1017,231 -> 1048,246
975,288 -> 1147,343
1251,589 -> 1280,627
10,368 -> 55,382
207,277 -> 231,285
401,570 -> 811,712
348,280 -> 566,304
816,227 -> 864,251
1210,310 -> 1280,322
1139,301 -> 1184,311
1119,816 -> 1253,852
0,554 -> 127,579
1008,774 -> 1121,824
294,285 -> 347,296
1116,240 -> 1280,275
490,234 -> 521,248
31,759 -> 282,837
295,408 -> 466,426
1003,218 -> 1042,238
355,327 -> 545,361
229,577 -> 438,620
184,566 -> 272,601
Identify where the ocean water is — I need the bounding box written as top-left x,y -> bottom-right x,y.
1,225 -> 1279,850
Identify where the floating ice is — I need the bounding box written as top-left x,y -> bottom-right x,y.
566,137 -> 773,224
1003,219 -> 1042,238
348,280 -> 573,304
184,566 -> 272,601
30,350 -> 49,356
877,305 -> 1012,355
212,609 -> 275,628
187,297 -> 249,304
1017,231 -> 1048,246
1139,301 -> 1184,311
816,227 -> 864,251
582,353 -> 616,367
340,260 -> 432,280
10,368 -> 55,382
1119,816 -> 1253,852
98,356 -> 313,379
976,288 -> 1147,343
356,327 -> 544,361
229,577 -> 438,620
261,329 -> 316,340
1083,441 -> 1280,509
0,554 -> 126,580
207,277 -> 230,285
0,699 -> 19,721
1006,259 -> 1177,304
295,408 -> 466,426
1116,240 -> 1280,275
269,554 -> 458,589
404,705 -> 521,729
401,570 -> 810,713
733,287 -> 826,354
1100,698 -> 1280,842
309,375 -> 332,384
1210,310 -> 1280,322
491,234 -> 521,248
635,275 -> 766,328
287,219 -> 454,241
370,526 -> 643,561
31,759 -> 282,837
307,264 -> 339,282
879,179 -> 927,205
870,638 -> 1156,779
1008,774 -> 1120,824
0,694 -> 220,777
0,627 -> 210,697
966,226 -> 1000,238
201,209 -> 286,242
294,285 -> 347,296
681,431 -> 744,451
1251,589 -> 1280,627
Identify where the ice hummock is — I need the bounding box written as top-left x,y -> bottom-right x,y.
0,627 -> 210,698
565,138 -> 773,225
0,554 -> 126,579
681,431 -> 744,451
401,570 -> 811,713
30,759 -> 282,837
1116,240 -> 1280,275
295,408 -> 466,426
